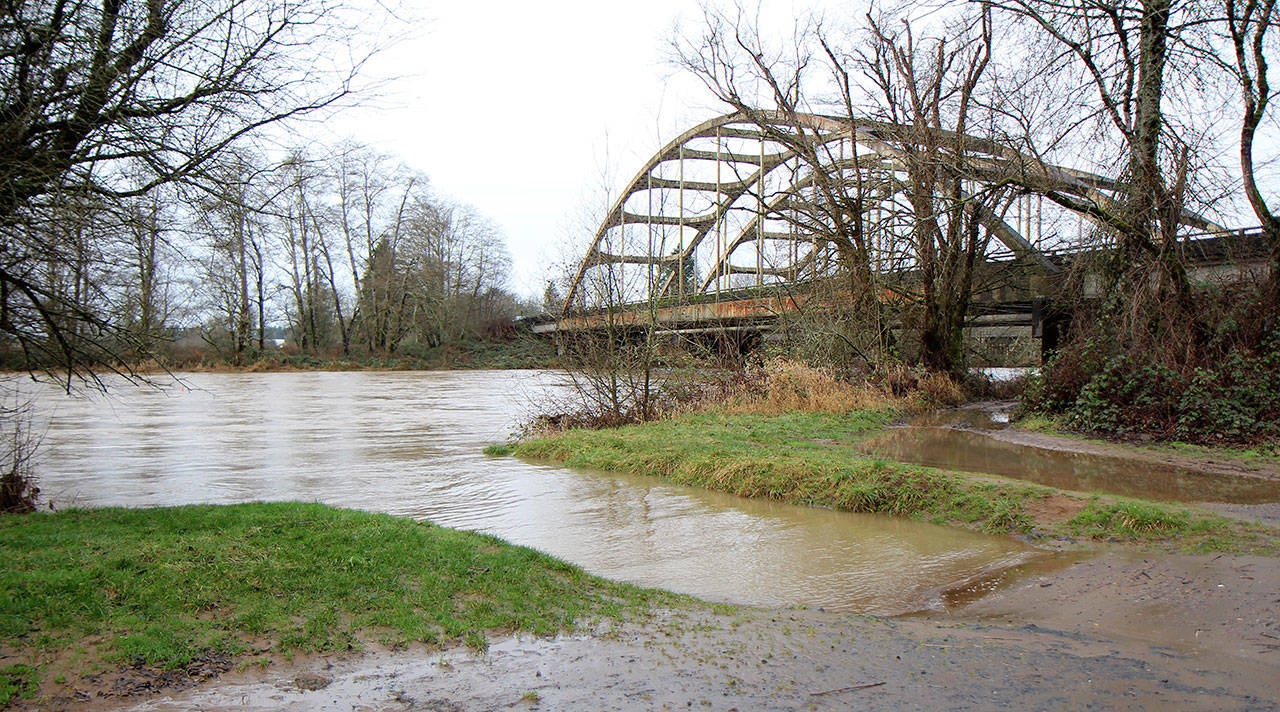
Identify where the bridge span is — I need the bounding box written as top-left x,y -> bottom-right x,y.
539,111 -> 1266,354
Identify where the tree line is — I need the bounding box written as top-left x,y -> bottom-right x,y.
0,0 -> 531,383
4,141 -> 528,373
190,145 -> 523,363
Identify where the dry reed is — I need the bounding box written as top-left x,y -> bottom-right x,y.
692,358 -> 908,416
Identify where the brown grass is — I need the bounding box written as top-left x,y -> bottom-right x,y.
689,359 -> 908,416
918,371 -> 966,407
521,358 -> 972,436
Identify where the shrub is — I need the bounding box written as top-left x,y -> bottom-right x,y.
1025,285 -> 1280,446
0,403 -> 39,514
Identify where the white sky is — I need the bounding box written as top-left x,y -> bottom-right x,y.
321,0 -> 844,298
310,1 -> 1276,300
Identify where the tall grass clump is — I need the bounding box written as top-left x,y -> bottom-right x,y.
1066,500 -> 1221,540
700,358 -> 907,415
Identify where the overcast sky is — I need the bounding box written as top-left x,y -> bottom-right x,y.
310,0 -> 1276,301
321,1 -> 843,298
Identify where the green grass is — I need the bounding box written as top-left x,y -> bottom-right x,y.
0,503 -> 668,697
509,410 -> 1039,534
504,410 -> 1277,550
0,666 -> 37,706
1067,499 -> 1220,540
1012,414 -> 1064,435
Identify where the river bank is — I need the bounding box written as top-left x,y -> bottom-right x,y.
7,369 -> 1279,708
39,549 -> 1280,711
2,337 -> 560,379
498,408 -> 1280,553
0,503 -> 670,707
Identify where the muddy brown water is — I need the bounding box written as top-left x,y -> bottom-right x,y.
859,414 -> 1280,504
15,370 -> 1041,615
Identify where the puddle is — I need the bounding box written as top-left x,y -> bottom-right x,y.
859,423 -> 1280,504
901,406 -> 1013,430
931,550 -> 1089,609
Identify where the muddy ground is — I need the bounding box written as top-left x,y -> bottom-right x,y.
26,549 -> 1273,712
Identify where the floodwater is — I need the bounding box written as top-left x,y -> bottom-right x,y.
15,370 -> 1039,615
859,410 -> 1280,504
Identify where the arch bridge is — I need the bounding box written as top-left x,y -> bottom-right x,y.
541,112 -> 1251,341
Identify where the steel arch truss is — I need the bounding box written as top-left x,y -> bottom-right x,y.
562,111 -> 1222,312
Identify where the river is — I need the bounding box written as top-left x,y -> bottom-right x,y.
15,369 -> 1042,615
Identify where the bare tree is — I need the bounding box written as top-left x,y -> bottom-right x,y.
117,191 -> 177,355
986,0 -> 1214,315
861,11 -> 1025,374
274,153 -> 334,352
674,5 -> 1019,374
333,147 -> 423,351
193,155 -> 278,363
1222,0 -> 1280,303
402,201 -> 512,345
0,0 -> 370,383
674,7 -> 889,363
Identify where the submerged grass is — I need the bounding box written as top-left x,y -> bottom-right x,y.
0,503 -> 669,702
508,410 -> 1277,551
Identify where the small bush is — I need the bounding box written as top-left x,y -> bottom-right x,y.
1028,343 -> 1280,444
717,359 -> 901,415
917,371 -> 966,407
0,402 -> 39,514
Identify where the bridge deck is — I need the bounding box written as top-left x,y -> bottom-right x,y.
532,232 -> 1271,337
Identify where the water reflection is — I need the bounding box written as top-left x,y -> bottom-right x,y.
860,424 -> 1280,504
18,370 -> 1041,614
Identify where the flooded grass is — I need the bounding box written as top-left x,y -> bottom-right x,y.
507,410 -> 1280,551
0,503 -> 671,701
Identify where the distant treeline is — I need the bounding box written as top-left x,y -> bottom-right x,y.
1,143 -> 551,373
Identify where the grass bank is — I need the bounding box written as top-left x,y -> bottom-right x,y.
0,502 -> 667,705
497,410 -> 1279,553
